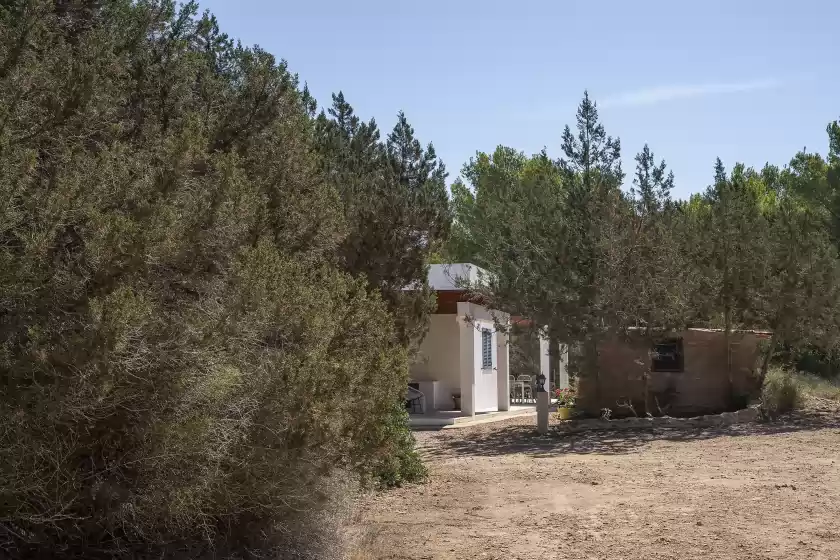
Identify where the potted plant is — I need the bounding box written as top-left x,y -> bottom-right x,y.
452,392 -> 461,411
554,387 -> 576,420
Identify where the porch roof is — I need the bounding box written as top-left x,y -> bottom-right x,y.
427,263 -> 490,291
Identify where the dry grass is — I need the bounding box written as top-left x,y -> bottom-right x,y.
344,494 -> 397,560
763,368 -> 840,418
792,371 -> 840,402
345,525 -> 390,560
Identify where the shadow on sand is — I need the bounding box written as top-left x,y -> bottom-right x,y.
422,408 -> 840,460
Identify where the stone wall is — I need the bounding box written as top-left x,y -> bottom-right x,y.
577,329 -> 766,416
553,407 -> 761,434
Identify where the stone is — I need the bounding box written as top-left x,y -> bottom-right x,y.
735,408 -> 759,423
612,418 -> 631,429
593,419 -> 612,431
701,414 -> 722,426
720,412 -> 737,425
623,418 -> 643,429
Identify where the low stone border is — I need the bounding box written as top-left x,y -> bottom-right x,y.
553,407 -> 760,434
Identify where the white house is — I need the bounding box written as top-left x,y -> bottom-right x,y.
409,263 -> 558,416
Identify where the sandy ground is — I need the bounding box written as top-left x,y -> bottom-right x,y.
349,403 -> 840,560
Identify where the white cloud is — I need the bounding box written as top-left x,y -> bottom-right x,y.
600,79 -> 780,108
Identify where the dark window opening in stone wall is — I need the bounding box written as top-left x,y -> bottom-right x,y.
652,338 -> 684,372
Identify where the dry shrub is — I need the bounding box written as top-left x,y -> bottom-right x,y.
0,2 -> 417,557
761,368 -> 801,418
345,522 -> 391,560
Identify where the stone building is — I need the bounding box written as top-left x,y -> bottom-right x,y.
576,328 -> 769,416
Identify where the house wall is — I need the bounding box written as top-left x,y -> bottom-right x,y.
471,317 -> 499,413
408,302 -> 509,414
409,314 -> 460,408
577,329 -> 764,416
457,301 -> 506,415
557,344 -> 570,390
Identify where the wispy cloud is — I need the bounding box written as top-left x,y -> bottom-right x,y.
600,79 -> 780,108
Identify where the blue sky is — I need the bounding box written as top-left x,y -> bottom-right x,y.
200,0 -> 837,199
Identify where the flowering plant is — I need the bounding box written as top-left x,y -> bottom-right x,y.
553,387 -> 576,408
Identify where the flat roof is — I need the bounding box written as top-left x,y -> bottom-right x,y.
427,263 -> 489,291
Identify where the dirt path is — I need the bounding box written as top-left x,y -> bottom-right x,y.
350,405 -> 840,559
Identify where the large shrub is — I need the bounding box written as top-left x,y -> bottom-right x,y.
0,1 -> 412,557
785,345 -> 840,380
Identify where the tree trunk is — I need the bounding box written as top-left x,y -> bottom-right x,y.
585,336 -> 599,406
757,331 -> 777,389
724,304 -> 733,395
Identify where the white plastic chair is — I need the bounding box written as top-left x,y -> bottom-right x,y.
518,375 -> 533,402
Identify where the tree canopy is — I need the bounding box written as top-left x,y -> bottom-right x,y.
448,93 -> 840,406
0,1 -> 443,557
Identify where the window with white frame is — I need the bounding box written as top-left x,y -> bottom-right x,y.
481,329 -> 493,369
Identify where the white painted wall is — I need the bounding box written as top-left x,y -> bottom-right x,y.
539,333 -> 551,392
496,330 -> 510,411
556,343 -> 570,389
409,314 -> 460,409
457,302 -> 510,414
457,302 -> 476,415
408,299 -> 510,414
472,318 -> 499,413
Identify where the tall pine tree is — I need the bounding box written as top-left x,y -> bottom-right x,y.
558,91 -> 625,401
316,98 -> 450,347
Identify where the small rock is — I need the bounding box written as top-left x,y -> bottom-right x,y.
735,408 -> 759,423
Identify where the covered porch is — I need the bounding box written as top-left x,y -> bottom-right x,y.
408,264 -> 569,418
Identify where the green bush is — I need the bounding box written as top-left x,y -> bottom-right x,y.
761,369 -> 801,418
372,403 -> 428,488
797,347 -> 840,380
0,2 -> 422,557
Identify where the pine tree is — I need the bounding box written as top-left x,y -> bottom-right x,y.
0,2 -> 419,556
753,129 -> 840,385
631,143 -> 674,216
447,94 -> 633,406
691,158 -> 773,398
558,91 -> 625,401
624,145 -> 686,413
317,98 -> 450,347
